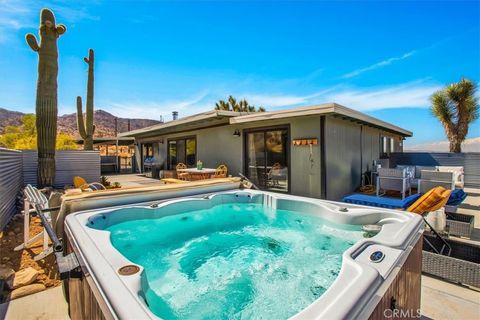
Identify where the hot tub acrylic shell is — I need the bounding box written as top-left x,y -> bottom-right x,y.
64,189 -> 423,320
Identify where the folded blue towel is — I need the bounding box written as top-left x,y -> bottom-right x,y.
342,193 -> 421,209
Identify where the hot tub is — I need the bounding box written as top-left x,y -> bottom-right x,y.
64,189 -> 423,319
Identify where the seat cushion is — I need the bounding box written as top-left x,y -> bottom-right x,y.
342,193 -> 421,209
407,186 -> 451,214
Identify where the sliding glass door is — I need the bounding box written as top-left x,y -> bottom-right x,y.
168,137 -> 196,169
245,127 -> 289,192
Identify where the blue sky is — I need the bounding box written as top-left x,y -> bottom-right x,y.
0,0 -> 479,147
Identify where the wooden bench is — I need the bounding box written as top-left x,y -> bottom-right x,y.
161,178 -> 189,184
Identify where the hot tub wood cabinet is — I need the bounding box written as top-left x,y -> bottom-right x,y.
64,188 -> 423,320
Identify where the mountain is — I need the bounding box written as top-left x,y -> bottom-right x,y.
0,107 -> 160,137
405,137 -> 480,152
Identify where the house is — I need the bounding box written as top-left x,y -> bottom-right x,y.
119,103 -> 412,200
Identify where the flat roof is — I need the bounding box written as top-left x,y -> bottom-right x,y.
120,103 -> 412,138
118,110 -> 243,138
230,103 -> 412,136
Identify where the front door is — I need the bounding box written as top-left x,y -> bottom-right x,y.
245,127 -> 289,192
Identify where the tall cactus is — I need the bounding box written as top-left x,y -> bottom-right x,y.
26,8 -> 66,187
76,49 -> 95,150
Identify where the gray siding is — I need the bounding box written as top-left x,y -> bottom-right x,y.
138,115 -> 404,201
324,117 -> 403,200
23,150 -> 101,187
324,117 -> 362,201
0,148 -> 23,230
141,116 -> 322,198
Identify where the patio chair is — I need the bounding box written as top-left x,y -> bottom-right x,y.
176,163 -> 190,181
73,176 -> 106,191
376,168 -> 411,199
14,185 -> 62,261
266,163 -> 287,187
212,164 -> 228,178
417,170 -> 454,193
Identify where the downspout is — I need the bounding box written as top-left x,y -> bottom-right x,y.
320,116 -> 326,199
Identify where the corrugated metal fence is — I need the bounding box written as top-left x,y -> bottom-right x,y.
0,149 -> 100,229
390,152 -> 480,188
0,148 -> 23,230
23,150 -> 101,187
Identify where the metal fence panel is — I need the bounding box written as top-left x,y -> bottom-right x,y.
22,150 -> 101,188
390,152 -> 480,188
0,148 -> 23,230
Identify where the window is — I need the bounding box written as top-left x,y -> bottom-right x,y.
380,135 -> 395,157
168,137 -> 196,169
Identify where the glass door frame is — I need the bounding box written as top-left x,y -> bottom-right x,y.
167,135 -> 197,169
243,124 -> 291,193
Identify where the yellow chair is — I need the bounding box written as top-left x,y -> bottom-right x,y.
407,186 -> 452,256
407,186 -> 452,214
176,163 -> 190,181
73,176 -> 88,189
73,176 -> 106,191
212,164 -> 228,178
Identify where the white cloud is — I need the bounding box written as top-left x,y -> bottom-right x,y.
101,92 -> 210,120
321,81 -> 441,111
342,50 -> 416,79
253,80 -> 440,112
0,0 -> 99,43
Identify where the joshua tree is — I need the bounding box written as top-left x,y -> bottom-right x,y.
215,95 -> 266,112
26,8 -> 66,187
431,78 -> 478,152
77,49 -> 96,150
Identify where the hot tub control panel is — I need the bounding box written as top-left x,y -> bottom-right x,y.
355,245 -> 403,278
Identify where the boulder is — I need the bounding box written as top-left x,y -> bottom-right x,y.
7,267 -> 39,289
9,283 -> 46,300
0,266 -> 14,280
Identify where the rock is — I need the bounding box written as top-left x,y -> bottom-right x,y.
9,283 -> 46,300
7,267 -> 39,289
0,266 -> 14,280
2,257 -> 10,262
7,231 -> 14,236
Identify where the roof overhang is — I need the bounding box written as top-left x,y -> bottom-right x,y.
118,110 -> 243,139
230,103 -> 412,137
75,137 -> 135,146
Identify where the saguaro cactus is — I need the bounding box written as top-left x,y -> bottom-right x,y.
77,49 -> 95,150
26,8 -> 66,187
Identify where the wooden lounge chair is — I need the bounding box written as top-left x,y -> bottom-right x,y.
176,163 -> 190,181
212,164 -> 228,178
14,185 -> 62,261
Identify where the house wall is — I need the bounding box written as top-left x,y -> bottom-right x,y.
136,115 -> 404,201
324,116 -> 403,200
137,116 -> 322,198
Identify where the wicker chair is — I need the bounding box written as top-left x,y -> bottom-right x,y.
176,163 -> 190,181
212,164 -> 228,178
